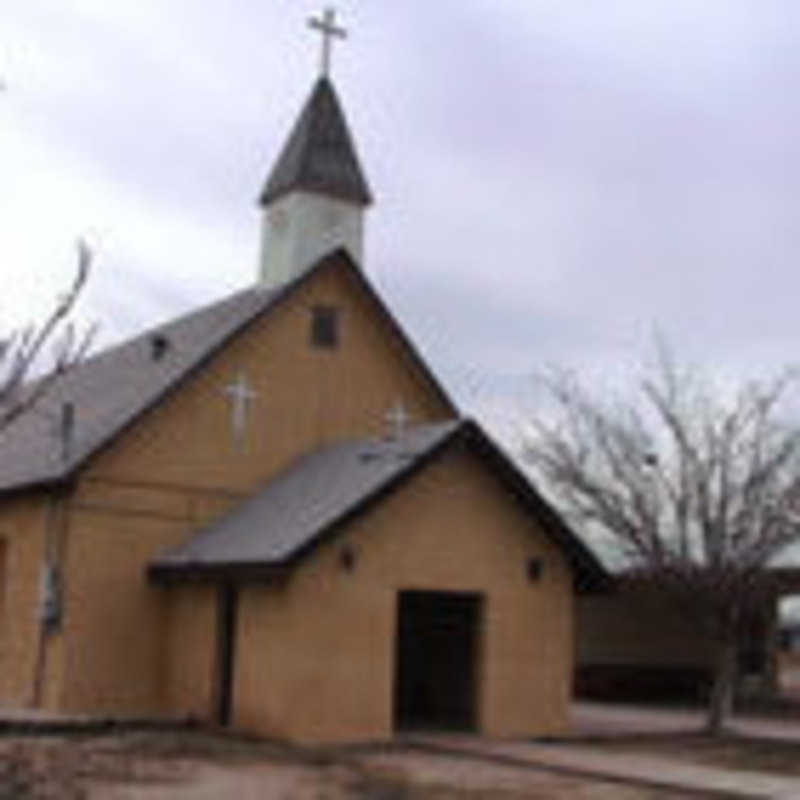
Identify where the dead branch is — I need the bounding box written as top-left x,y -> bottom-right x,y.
524,351 -> 800,733
0,240 -> 94,430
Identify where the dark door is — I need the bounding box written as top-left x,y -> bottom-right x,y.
215,584 -> 238,726
393,590 -> 483,731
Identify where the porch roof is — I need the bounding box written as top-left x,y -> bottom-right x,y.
148,419 -> 608,591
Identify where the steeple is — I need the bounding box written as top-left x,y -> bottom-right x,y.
259,76 -> 372,208
257,10 -> 372,287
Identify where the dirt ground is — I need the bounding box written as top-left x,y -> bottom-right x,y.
0,730 -> 716,800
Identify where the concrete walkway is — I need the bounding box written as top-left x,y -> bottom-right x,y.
405,734 -> 800,799
571,701 -> 800,743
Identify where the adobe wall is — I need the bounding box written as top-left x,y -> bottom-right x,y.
44,259 -> 453,715
0,494 -> 48,707
161,584 -> 218,718
83,260 -> 452,493
56,481 -> 228,716
55,484 -> 191,714
233,442 -> 574,744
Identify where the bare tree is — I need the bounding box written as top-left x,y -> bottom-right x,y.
0,240 -> 93,430
524,348 -> 800,734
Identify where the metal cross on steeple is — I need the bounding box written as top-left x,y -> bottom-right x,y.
308,7 -> 347,78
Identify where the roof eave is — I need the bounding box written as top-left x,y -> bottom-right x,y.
258,183 -> 373,209
0,470 -> 75,499
147,560 -> 289,585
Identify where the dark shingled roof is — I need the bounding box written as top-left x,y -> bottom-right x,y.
258,76 -> 373,207
0,284 -> 280,492
151,422 -> 459,576
0,250 -> 455,493
149,419 -> 608,592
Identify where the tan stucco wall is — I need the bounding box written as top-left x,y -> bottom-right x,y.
232,442 -> 574,744
56,495 -> 187,714
83,260 -> 452,493
3,258 -> 577,739
161,584 -> 218,718
0,495 -> 48,707
34,259 -> 453,715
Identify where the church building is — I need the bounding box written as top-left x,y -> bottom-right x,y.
0,12 -> 606,743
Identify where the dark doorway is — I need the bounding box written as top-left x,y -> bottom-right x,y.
393,590 -> 483,732
215,584 -> 238,726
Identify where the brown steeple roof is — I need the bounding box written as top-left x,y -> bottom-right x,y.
258,76 -> 373,207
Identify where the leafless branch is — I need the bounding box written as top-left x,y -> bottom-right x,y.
524,350 -> 800,732
0,240 -> 93,430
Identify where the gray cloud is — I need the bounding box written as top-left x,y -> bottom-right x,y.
4,0 -> 800,450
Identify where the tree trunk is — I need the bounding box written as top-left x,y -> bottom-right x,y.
706,640 -> 737,735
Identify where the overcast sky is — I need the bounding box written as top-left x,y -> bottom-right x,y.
2,0 -> 800,448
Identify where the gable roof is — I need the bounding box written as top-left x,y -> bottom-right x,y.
149,419 -> 608,592
259,76 -> 373,207
0,250 -> 456,494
